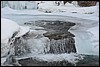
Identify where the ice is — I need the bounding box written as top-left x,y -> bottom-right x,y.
33,53 -> 84,65
69,30 -> 93,55
87,24 -> 99,55
1,18 -> 20,44
1,18 -> 30,57
69,23 -> 99,55
27,37 -> 50,54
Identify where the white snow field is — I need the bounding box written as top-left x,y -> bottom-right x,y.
1,1 -> 99,65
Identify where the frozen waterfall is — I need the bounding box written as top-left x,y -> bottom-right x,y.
1,1 -> 37,10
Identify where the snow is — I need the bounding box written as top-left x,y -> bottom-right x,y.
1,18 -> 30,57
65,2 -> 76,7
1,6 -> 16,14
69,30 -> 94,55
38,1 -> 98,15
1,6 -> 43,15
1,18 -> 19,57
87,24 -> 99,54
1,18 -> 20,44
16,53 -> 84,65
33,53 -> 84,65
15,26 -> 30,37
1,18 -> 30,44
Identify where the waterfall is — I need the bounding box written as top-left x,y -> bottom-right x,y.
49,38 -> 76,54
8,30 -> 76,57
1,1 -> 37,10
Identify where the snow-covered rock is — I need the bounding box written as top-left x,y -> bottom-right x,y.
1,18 -> 30,57
65,2 -> 75,7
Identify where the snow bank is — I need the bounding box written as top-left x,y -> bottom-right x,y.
15,26 -> 30,37
38,1 -> 98,15
69,22 -> 99,55
1,6 -> 15,14
1,18 -> 20,57
1,18 -> 20,44
1,18 -> 30,57
87,24 -> 99,54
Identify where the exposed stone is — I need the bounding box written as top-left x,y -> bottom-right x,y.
77,1 -> 97,7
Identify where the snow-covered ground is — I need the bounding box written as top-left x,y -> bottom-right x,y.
1,1 -> 99,65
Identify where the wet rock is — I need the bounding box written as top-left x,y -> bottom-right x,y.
43,31 -> 75,40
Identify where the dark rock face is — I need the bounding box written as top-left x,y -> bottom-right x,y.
78,1 -> 97,7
